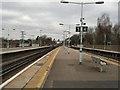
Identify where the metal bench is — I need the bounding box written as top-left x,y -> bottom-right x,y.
91,55 -> 107,72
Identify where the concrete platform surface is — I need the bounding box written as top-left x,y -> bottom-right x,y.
44,47 -> 119,88
1,46 -> 49,54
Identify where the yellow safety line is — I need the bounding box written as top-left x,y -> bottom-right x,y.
83,52 -> 120,67
37,47 -> 60,88
83,52 -> 92,57
49,48 -> 60,67
100,58 -> 120,67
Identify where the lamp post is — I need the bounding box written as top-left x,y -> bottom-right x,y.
39,30 -> 42,47
2,28 -> 15,49
59,23 -> 80,47
31,35 -> 35,47
59,23 -> 71,47
63,33 -> 65,46
61,0 -> 104,64
12,28 -> 22,48
63,30 -> 70,47
21,30 -> 25,48
63,30 -> 70,53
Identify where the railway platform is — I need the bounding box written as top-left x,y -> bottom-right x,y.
1,46 -> 119,89
44,47 -> 119,88
1,46 -> 49,54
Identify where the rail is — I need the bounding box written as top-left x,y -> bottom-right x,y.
0,45 -> 59,84
71,46 -> 120,62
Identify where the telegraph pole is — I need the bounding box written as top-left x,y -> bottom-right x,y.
39,30 -> 42,47
21,30 -> 25,48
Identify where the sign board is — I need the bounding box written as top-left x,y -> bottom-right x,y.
76,26 -> 88,32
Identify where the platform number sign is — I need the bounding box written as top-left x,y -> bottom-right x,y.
76,26 -> 88,32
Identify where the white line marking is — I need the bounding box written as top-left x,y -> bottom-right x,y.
0,48 -> 56,89
1,46 -> 49,54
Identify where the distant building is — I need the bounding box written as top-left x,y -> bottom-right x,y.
118,1 -> 120,25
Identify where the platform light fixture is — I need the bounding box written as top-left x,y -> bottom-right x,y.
60,0 -> 104,64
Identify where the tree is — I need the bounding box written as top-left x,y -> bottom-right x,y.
96,13 -> 112,46
52,38 -> 56,45
88,27 -> 94,33
112,24 -> 120,51
70,34 -> 79,46
46,37 -> 52,45
84,33 -> 93,45
36,35 -> 53,46
83,27 -> 95,46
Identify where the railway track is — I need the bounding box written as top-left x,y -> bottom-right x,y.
71,46 -> 120,62
0,46 -> 58,84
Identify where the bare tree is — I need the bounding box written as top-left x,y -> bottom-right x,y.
70,34 -> 79,46
96,13 -> 112,49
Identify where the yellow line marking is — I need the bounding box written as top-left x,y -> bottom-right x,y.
49,48 -> 60,67
37,47 -> 60,88
37,71 -> 48,88
100,58 -> 120,67
83,52 -> 92,57
83,52 -> 120,67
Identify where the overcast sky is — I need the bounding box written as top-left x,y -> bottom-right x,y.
1,0 -> 119,40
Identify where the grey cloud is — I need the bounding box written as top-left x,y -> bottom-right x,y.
1,1 -> 118,40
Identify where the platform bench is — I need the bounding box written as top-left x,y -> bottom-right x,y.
91,55 -> 107,72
